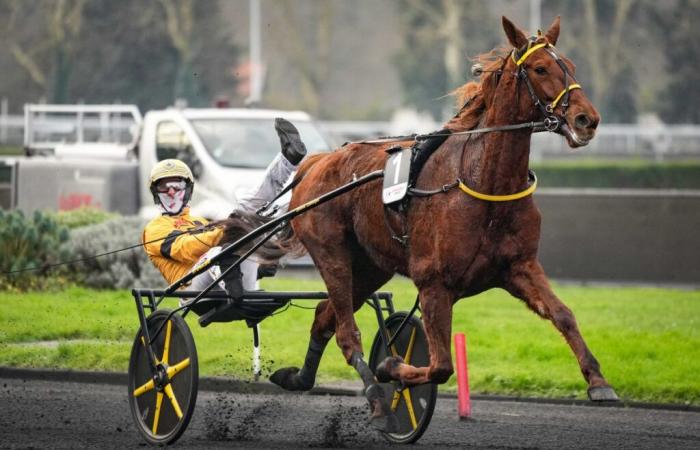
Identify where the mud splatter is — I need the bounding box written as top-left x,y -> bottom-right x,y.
202,393 -> 235,440
233,398 -> 282,441
202,393 -> 284,442
309,397 -> 379,448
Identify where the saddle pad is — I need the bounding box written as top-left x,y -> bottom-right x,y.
382,147 -> 412,204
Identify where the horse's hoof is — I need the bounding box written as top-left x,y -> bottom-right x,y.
588,385 -> 619,402
365,385 -> 400,433
269,367 -> 313,391
369,411 -> 400,433
375,356 -> 403,383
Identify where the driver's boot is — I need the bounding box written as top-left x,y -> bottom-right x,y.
274,118 -> 307,165
217,254 -> 244,300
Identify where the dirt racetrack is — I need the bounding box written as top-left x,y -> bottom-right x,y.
1,375 -> 699,449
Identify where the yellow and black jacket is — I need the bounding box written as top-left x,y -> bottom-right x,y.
142,208 -> 223,284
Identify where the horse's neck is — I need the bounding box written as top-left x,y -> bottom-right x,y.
473,84 -> 533,195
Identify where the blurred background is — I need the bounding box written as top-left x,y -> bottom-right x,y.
1,0 -> 699,286
1,0 -> 698,130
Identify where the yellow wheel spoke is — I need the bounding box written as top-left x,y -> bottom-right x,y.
133,379 -> 155,397
164,383 -> 183,419
403,327 -> 417,365
390,389 -> 401,411
400,327 -> 419,429
162,320 -> 172,365
401,388 -> 418,430
166,358 -> 190,380
388,326 -> 419,426
152,391 -> 164,434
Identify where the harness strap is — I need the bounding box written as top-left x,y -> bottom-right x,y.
407,171 -> 537,202
458,170 -> 537,202
513,43 -> 548,66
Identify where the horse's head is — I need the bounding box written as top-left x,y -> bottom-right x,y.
498,16 -> 600,148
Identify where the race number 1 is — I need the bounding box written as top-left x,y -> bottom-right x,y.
382,147 -> 412,204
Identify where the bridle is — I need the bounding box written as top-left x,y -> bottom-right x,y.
404,39 -> 587,204
358,39 -> 583,146
512,38 -> 582,133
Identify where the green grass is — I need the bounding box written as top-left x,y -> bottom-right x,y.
0,278 -> 698,405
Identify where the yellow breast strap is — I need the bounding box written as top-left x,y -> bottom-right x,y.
458,172 -> 538,202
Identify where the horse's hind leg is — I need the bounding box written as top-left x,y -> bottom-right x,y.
269,300 -> 335,391
345,255 -> 396,431
270,241 -> 398,430
505,260 -> 619,401
314,243 -> 398,431
270,251 -> 390,392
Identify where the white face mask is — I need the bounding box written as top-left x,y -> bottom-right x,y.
156,180 -> 187,214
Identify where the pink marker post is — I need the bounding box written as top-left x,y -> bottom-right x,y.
454,332 -> 471,420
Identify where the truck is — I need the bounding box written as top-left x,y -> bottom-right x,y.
1,103 -> 334,219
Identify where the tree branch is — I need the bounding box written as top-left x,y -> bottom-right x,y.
606,0 -> 634,69
10,43 -> 47,87
405,0 -> 444,28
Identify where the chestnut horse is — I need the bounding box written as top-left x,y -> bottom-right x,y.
270,16 -> 618,430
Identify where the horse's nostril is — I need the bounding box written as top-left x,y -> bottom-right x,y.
574,114 -> 591,129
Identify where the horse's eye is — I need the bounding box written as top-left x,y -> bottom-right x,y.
534,67 -> 547,75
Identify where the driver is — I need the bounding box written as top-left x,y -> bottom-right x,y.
142,118 -> 307,301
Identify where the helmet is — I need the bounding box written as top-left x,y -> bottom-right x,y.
149,159 -> 194,185
149,159 -> 194,214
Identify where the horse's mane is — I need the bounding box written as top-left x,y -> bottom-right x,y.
444,47 -> 510,132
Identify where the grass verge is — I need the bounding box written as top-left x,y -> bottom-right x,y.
0,278 -> 698,404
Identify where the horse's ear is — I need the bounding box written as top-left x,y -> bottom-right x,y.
545,16 -> 561,46
502,16 -> 528,49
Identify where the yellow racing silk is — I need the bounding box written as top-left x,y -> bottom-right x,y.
142,207 -> 223,284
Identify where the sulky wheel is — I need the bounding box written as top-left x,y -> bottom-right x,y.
128,309 -> 198,445
369,312 -> 437,444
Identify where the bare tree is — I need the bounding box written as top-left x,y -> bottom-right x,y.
580,0 -> 635,109
159,0 -> 200,103
3,0 -> 87,102
266,0 -> 335,115
403,0 -> 465,89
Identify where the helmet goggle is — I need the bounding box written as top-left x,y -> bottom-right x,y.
154,179 -> 187,193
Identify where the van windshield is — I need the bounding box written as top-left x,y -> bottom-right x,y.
190,118 -> 331,169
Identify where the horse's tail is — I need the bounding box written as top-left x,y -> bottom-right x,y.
216,153 -> 328,264
272,153 -> 328,259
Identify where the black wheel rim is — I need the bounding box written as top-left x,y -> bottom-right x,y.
128,310 -> 198,445
369,312 -> 437,444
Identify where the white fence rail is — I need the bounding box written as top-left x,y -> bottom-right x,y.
2,107 -> 700,160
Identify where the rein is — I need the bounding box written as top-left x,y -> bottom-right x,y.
355,119 -> 548,146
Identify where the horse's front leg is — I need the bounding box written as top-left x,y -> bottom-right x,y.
505,260 -> 619,401
377,285 -> 455,385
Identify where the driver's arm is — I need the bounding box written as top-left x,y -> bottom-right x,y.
143,219 -> 223,265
